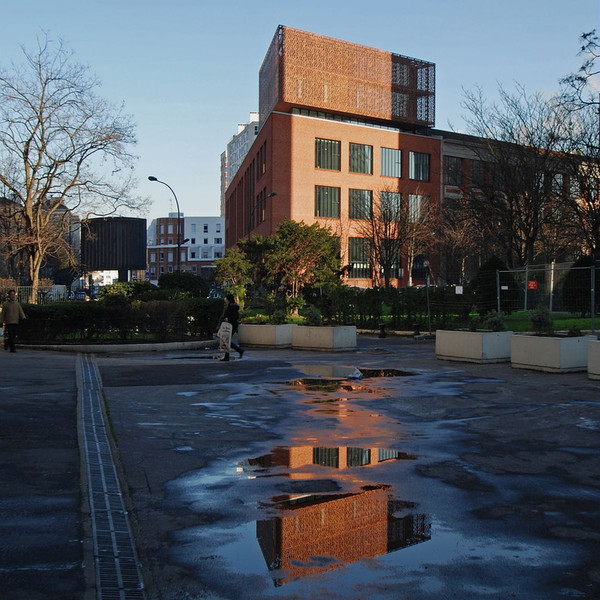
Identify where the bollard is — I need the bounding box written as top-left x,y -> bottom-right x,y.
378,322 -> 386,338
413,323 -> 421,337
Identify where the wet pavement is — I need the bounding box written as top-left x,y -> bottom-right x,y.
1,335 -> 600,599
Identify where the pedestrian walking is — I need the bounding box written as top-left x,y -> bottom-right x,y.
1,290 -> 26,353
218,293 -> 244,361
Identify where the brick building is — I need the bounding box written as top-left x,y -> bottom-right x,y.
225,25 -> 441,288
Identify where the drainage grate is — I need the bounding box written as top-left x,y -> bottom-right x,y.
79,355 -> 146,600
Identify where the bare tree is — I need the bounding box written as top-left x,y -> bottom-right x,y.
0,34 -> 142,301
353,186 -> 437,287
460,84 -> 573,267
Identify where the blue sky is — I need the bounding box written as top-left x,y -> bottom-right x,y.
2,0 -> 599,222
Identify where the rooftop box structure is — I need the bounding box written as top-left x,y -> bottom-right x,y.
259,25 -> 435,129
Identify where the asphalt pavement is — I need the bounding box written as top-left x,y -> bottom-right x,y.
1,335 -> 599,600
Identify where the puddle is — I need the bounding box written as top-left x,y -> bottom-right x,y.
256,484 -> 430,586
285,366 -> 417,391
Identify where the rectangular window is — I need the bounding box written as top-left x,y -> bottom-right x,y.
167,251 -> 174,262
349,143 -> 373,174
214,237 -> 222,244
348,237 -> 371,279
349,189 -> 372,220
315,185 -> 340,218
149,253 -> 156,263
471,159 -> 485,188
380,192 -> 402,221
167,223 -> 174,234
313,447 -> 339,468
347,448 -> 371,467
191,238 -> 195,244
190,252 -> 196,258
203,224 -> 208,233
216,223 -> 221,233
409,151 -> 430,181
381,148 -> 402,177
159,224 -> 164,234
444,156 -> 463,185
315,138 -> 341,170
159,252 -> 164,262
408,194 -> 429,222
203,238 -> 208,244
191,223 -> 196,234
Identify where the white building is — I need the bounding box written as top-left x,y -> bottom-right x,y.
220,112 -> 259,215
147,214 -> 225,284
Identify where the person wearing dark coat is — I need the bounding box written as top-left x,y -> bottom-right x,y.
219,293 -> 244,361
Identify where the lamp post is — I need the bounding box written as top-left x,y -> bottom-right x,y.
148,176 -> 183,272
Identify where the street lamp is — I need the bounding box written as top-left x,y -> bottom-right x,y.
148,176 -> 183,272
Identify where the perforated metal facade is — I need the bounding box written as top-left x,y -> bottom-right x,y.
259,26 -> 435,128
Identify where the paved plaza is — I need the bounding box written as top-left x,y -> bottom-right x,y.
1,335 -> 599,599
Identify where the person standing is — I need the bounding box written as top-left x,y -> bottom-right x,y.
219,293 -> 244,361
1,290 -> 26,353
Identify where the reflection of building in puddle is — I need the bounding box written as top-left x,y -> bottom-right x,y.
243,445 -> 416,477
257,484 -> 431,586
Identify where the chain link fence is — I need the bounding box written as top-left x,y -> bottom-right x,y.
496,262 -> 598,330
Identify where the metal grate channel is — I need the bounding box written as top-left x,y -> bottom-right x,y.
79,355 -> 146,600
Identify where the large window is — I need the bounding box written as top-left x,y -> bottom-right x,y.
315,138 -> 341,170
348,237 -> 371,279
381,148 -> 402,177
444,156 -> 463,185
409,151 -> 430,181
315,185 -> 340,218
380,192 -> 402,221
349,143 -> 373,174
349,189 -> 372,220
408,194 -> 429,222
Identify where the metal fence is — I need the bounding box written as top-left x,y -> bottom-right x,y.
0,286 -> 69,304
496,262 -> 597,330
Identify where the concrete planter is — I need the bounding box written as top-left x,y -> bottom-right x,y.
238,323 -> 296,348
435,330 -> 513,363
291,325 -> 357,352
588,339 -> 600,380
511,334 -> 595,373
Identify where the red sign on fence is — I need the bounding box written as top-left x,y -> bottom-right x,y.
527,281 -> 538,290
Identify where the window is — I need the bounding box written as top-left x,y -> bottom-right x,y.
348,237 -> 371,279
349,189 -> 372,220
444,156 -> 463,185
347,448 -> 371,467
191,238 -> 195,244
214,237 -> 222,244
203,238 -> 208,244
313,447 -> 339,468
214,251 -> 222,258
381,148 -> 402,177
216,223 -> 221,233
349,143 -> 372,174
315,138 -> 341,170
203,224 -> 208,233
315,186 -> 340,218
192,266 -> 197,274
471,159 -> 485,188
167,251 -> 174,262
149,253 -> 156,263
191,223 -> 196,234
190,252 -> 196,258
409,151 -> 430,181
160,266 -> 164,274
168,239 -> 173,245
159,252 -> 164,262
159,224 -> 164,234
408,194 -> 429,222
380,192 -> 402,221
168,266 -> 173,273
167,223 -> 174,234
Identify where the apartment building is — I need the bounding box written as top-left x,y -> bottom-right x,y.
147,215 -> 224,283
220,112 -> 259,216
224,26 -> 440,288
